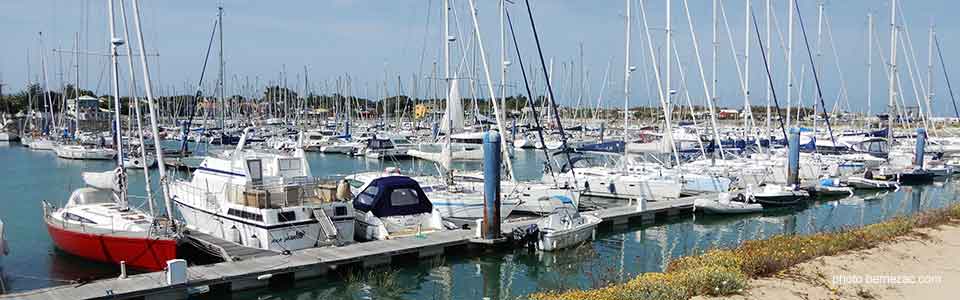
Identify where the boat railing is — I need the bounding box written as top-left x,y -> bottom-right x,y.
170,181 -> 221,210
236,176 -> 341,209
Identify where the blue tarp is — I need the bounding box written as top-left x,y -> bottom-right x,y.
353,176 -> 433,218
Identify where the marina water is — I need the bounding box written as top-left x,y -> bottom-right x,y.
1,141 -> 957,299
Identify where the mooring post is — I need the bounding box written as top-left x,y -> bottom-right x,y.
787,127 -> 801,187
119,261 -> 127,279
915,128 -> 927,169
482,130 -> 502,240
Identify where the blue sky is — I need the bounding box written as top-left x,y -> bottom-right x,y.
0,0 -> 957,116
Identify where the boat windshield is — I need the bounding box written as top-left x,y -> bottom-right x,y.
68,188 -> 117,206
357,186 -> 378,206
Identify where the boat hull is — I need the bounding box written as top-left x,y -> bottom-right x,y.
45,221 -> 177,271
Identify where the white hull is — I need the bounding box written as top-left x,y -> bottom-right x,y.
0,132 -> 18,142
173,199 -> 320,252
320,143 -> 357,154
55,145 -> 116,160
429,190 -> 520,220
537,214 -> 601,251
28,139 -> 56,151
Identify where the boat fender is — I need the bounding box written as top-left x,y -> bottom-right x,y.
608,183 -> 616,194
230,226 -> 241,244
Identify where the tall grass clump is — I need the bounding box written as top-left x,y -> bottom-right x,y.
531,202 -> 960,300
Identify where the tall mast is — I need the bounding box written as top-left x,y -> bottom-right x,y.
743,0 -> 751,133
131,0 -> 173,218
926,23 -> 935,125
814,1 -> 824,129
623,0 -> 631,147
765,0 -> 772,141
682,0 -> 724,159
499,0 -> 507,124
118,0 -> 154,216
868,13 -> 873,116
665,0 -> 678,165
74,32 -> 81,138
786,0 -> 795,127
106,0 -> 127,205
39,32 -> 54,134
218,6 -> 225,130
711,0 -> 719,114
887,0 -> 898,140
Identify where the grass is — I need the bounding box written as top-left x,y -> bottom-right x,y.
530,203 -> 960,300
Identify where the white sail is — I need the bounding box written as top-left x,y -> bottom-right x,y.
82,168 -> 121,191
439,79 -> 464,134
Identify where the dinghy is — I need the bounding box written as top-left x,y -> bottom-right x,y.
844,176 -> 899,190
812,178 -> 854,197
748,184 -> 808,207
693,192 -> 763,215
536,197 -> 602,251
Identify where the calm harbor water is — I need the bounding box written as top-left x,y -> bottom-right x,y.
1,141 -> 957,299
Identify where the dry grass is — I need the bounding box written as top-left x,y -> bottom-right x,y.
530,203 -> 960,300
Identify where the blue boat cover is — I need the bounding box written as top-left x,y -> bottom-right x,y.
353,176 -> 433,218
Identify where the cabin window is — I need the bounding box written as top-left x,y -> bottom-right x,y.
278,211 -> 297,222
357,186 -> 378,206
228,208 -> 263,222
63,212 -> 97,224
247,159 -> 263,185
390,188 -> 421,207
279,158 -> 301,172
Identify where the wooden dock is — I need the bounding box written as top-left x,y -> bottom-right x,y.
3,195 -> 701,300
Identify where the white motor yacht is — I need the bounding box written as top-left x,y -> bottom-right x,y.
170,135 -> 356,252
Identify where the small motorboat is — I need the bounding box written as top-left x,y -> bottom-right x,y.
694,192 -> 763,215
811,178 -> 854,197
54,144 -> 117,160
844,176 -> 899,190
352,176 -> 446,241
748,184 -> 808,207
871,166 -> 934,185
536,203 -> 602,251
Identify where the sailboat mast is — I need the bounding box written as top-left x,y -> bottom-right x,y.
711,0 -> 719,116
106,0 -> 127,205
131,0 -> 173,218
623,0 -> 631,148
74,32 -> 81,138
868,13 -> 873,117
743,0 -> 751,133
118,0 -> 155,216
887,0 -> 898,141
786,0 -> 795,127
765,0 -> 772,142
926,23 -> 935,124
665,0 -> 679,166
218,6 -> 225,130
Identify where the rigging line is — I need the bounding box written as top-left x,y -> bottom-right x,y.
505,9 -> 555,182
934,35 -> 960,119
180,18 -> 219,155
522,0 -> 577,183
750,4 -> 788,141
792,0 -> 837,146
